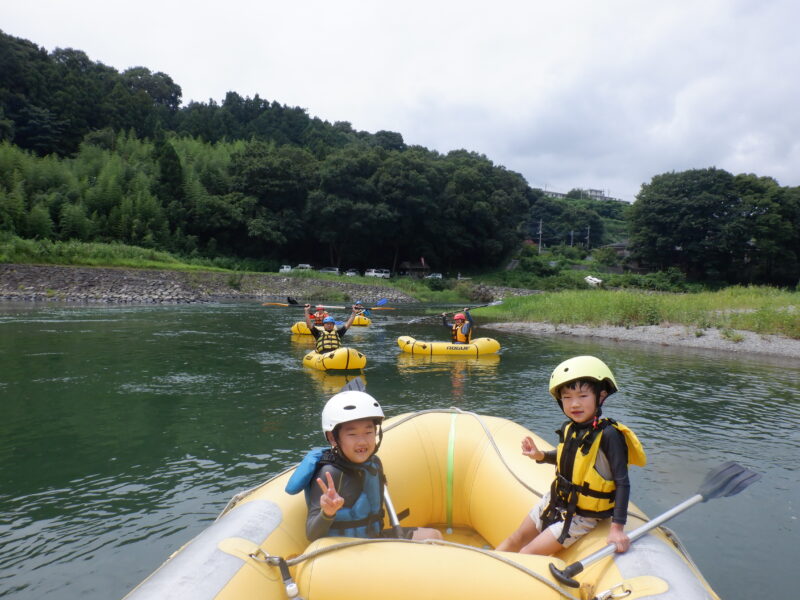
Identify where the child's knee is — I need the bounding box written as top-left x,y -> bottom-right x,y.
412,527 -> 443,541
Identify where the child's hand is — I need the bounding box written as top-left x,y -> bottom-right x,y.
316,471 -> 344,517
521,436 -> 543,461
607,522 -> 630,553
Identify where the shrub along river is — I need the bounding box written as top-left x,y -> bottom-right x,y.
1,302 -> 797,599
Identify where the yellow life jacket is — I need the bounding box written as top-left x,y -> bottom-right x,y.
316,328 -> 342,352
450,323 -> 472,344
553,418 -> 646,518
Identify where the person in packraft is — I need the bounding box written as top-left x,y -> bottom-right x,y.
310,304 -> 330,326
496,355 -> 646,555
284,390 -> 443,541
305,304 -> 357,352
441,308 -> 473,344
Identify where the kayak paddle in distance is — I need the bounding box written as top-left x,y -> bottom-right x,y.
408,299 -> 503,324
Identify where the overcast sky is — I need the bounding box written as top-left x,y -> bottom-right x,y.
5,0 -> 799,202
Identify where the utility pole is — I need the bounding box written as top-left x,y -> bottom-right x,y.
538,219 -> 543,254
570,230 -> 574,247
585,224 -> 591,248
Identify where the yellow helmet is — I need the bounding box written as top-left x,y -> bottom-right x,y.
549,355 -> 618,401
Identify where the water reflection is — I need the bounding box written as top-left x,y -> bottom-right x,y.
0,302 -> 797,600
304,370 -> 368,396
396,352 -> 500,401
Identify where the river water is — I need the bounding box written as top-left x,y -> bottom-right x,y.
1,302 -> 797,599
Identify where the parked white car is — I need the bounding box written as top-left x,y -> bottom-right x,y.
364,268 -> 391,279
344,269 -> 360,277
279,265 -> 292,273
425,272 -> 443,279
318,267 -> 340,275
294,263 -> 313,270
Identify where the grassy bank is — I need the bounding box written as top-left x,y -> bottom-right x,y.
481,287 -> 800,339
0,236 -> 243,272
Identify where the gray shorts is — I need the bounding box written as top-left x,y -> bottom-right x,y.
529,492 -> 600,548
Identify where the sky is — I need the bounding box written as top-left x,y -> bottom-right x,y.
5,0 -> 800,202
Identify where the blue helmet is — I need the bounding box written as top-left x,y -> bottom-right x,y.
323,316 -> 336,324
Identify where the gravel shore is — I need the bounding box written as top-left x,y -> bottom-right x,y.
482,321 -> 800,360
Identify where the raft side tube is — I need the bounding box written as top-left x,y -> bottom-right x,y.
124,500 -> 282,600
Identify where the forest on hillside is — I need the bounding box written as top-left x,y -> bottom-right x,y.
1,30 -> 798,285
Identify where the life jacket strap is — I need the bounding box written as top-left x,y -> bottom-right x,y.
329,510 -> 385,533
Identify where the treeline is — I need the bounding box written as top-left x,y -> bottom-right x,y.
629,168 -> 800,286
0,30 -> 538,271
2,30 -> 798,286
0,134 -> 535,271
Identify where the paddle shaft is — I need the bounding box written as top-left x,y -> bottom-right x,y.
558,493 -> 704,580
383,486 -> 404,538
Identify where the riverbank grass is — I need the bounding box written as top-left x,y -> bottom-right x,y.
482,287 -> 800,339
0,236 -> 237,272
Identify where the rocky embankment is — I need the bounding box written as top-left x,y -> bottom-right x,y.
0,264 -> 417,304
0,263 -> 534,305
3,264 -> 798,360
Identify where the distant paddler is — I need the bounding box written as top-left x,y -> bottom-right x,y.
442,308 -> 474,344
305,303 -> 358,352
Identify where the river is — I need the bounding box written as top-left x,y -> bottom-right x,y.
1,302 -> 797,599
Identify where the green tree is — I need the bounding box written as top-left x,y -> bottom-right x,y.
26,203 -> 54,238
59,202 -> 91,240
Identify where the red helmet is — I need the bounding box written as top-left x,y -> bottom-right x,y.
454,313 -> 466,321
315,305 -> 325,310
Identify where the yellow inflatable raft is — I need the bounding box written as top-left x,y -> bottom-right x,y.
124,409 -> 721,600
291,315 -> 370,335
397,335 -> 501,356
302,347 -> 367,371
291,320 -> 313,334
351,314 -> 371,326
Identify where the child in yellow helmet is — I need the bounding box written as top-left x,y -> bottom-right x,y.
496,355 -> 646,556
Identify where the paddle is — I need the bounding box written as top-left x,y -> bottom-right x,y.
336,376 -> 404,538
548,461 -> 761,588
408,299 -> 503,324
280,297 -> 389,310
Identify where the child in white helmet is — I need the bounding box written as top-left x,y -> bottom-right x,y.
285,390 -> 442,542
496,355 -> 646,556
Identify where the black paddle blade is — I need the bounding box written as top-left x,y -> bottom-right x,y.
287,297 -> 299,305
698,461 -> 761,501
339,376 -> 366,393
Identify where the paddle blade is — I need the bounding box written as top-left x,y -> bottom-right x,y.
287,297 -> 299,305
339,376 -> 367,393
698,462 -> 761,501
375,298 -> 388,306
262,302 -> 289,306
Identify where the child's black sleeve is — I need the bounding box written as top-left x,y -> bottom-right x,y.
601,428 -> 631,524
306,465 -> 346,541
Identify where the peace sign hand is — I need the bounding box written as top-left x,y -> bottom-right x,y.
316,471 -> 344,517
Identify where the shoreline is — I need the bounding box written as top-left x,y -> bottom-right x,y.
3,263 -> 799,361
482,321 -> 800,360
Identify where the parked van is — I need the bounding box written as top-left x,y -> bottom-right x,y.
279,265 -> 292,273
364,268 -> 391,279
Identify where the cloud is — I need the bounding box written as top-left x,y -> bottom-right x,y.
4,0 -> 800,202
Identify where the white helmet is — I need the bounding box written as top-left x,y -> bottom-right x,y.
321,390 -> 384,434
